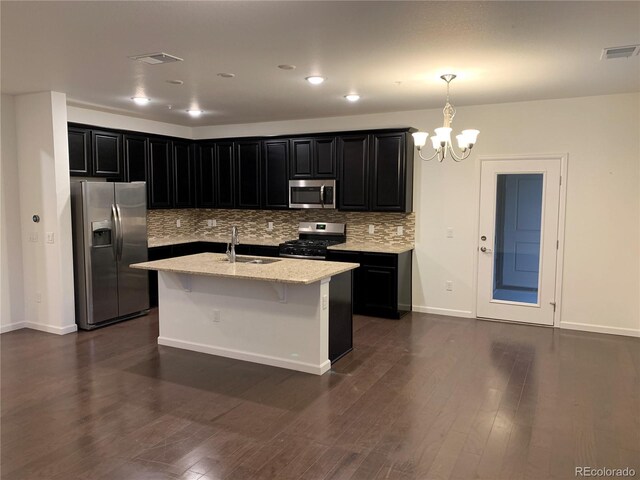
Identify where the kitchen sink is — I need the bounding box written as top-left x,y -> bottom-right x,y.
218,256 -> 281,265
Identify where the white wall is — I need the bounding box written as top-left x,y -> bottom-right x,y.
1,94 -> 25,332
14,92 -> 76,334
193,93 -> 640,337
67,105 -> 192,138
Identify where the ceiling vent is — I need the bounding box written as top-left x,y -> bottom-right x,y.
128,52 -> 183,65
601,45 -> 640,60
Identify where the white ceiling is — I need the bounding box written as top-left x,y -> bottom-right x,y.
2,1 -> 639,127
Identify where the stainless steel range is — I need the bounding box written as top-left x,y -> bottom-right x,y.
279,222 -> 346,260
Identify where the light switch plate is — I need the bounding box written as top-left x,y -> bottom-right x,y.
267,221 -> 274,231
447,227 -> 454,238
46,232 -> 55,244
29,232 -> 38,243
368,225 -> 375,235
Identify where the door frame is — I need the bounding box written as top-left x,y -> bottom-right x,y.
472,153 -> 568,327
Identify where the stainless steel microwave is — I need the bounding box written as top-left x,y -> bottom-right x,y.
289,179 -> 336,209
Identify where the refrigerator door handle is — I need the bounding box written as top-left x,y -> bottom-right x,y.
111,204 -> 119,260
115,203 -> 124,262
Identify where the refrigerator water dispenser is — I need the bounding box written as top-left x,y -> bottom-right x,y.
91,220 -> 112,247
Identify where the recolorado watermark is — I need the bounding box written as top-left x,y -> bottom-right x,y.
576,466 -> 636,477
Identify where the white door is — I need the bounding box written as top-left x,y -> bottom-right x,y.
476,157 -> 562,326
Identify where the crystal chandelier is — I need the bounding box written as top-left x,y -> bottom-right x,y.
412,74 -> 479,162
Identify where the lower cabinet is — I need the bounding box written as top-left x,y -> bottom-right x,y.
326,249 -> 412,319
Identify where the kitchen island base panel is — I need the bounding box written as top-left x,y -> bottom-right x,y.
157,272 -> 331,375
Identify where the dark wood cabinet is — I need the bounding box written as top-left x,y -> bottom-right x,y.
370,132 -> 413,212
68,127 -> 91,176
148,138 -> 173,209
235,140 -> 261,209
339,131 -> 413,212
326,249 -> 412,319
262,140 -> 289,209
197,144 -> 216,208
92,130 -> 122,178
215,142 -> 235,208
338,134 -> 369,211
290,137 -> 336,179
123,134 -> 148,182
172,142 -> 195,208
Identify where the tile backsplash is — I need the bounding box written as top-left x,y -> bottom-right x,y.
148,209 -> 414,246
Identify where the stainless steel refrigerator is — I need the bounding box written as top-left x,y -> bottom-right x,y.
71,181 -> 149,330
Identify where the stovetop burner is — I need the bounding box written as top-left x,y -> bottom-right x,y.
279,222 -> 346,259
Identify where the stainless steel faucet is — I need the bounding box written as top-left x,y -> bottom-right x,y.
226,226 -> 239,263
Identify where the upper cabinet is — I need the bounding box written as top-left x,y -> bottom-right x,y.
123,134 -> 148,182
290,137 -> 336,179
172,141 -> 196,208
147,137 -> 173,209
338,130 -> 414,213
68,126 -> 122,179
197,143 -> 216,208
68,127 -> 91,176
338,134 -> 370,211
262,139 -> 289,209
235,140 -> 261,209
68,125 -> 414,213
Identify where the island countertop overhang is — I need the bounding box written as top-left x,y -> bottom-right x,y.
131,253 -> 359,285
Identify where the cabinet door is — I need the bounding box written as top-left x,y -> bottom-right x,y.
235,140 -> 261,209
360,265 -> 397,316
123,134 -> 148,182
68,127 -> 91,176
215,142 -> 235,208
92,130 -> 122,178
198,144 -> 216,208
371,132 -> 406,212
314,137 -> 336,178
173,141 -> 195,208
338,135 -> 369,211
262,140 -> 289,209
290,138 -> 313,178
148,138 -> 173,208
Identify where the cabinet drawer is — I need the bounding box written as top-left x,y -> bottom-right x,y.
361,253 -> 397,267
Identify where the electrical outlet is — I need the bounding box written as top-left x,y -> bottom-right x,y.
35,292 -> 42,303
446,281 -> 453,291
396,226 -> 403,236
207,219 -> 213,227
46,232 -> 55,244
267,221 -> 274,231
368,225 -> 375,235
322,294 -> 328,310
176,219 -> 181,228
447,227 -> 454,238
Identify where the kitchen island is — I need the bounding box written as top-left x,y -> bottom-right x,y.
132,253 -> 358,375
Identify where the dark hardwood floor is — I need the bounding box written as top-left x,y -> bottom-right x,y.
1,311 -> 639,480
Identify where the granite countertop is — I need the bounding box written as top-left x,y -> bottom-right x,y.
328,242 -> 414,254
148,235 -> 284,248
131,253 -> 359,285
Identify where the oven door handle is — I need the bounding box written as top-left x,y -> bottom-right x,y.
279,253 -> 326,260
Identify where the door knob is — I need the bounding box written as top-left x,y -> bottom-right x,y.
480,246 -> 493,253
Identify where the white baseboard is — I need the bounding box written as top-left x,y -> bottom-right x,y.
412,306 -> 474,318
0,322 -> 27,334
560,321 -> 640,338
24,322 -> 78,335
158,337 -> 332,375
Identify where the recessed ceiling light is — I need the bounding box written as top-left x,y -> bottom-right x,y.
131,97 -> 151,105
344,94 -> 360,102
278,64 -> 296,70
166,79 -> 184,85
187,109 -> 203,117
305,76 -> 325,85
217,73 -> 235,78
